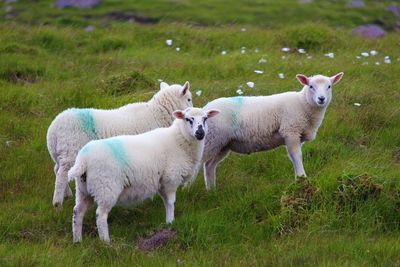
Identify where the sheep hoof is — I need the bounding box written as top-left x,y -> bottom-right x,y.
53,202 -> 63,212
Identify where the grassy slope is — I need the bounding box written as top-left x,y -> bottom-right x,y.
1,0 -> 400,266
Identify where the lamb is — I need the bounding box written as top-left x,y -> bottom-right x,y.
202,72 -> 344,190
68,107 -> 220,242
47,81 -> 193,209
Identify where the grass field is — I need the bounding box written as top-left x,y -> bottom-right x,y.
1,0 -> 400,266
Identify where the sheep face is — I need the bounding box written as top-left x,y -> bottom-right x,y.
156,81 -> 193,112
296,73 -> 344,108
173,108 -> 220,140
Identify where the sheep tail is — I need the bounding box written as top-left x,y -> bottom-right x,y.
68,155 -> 86,183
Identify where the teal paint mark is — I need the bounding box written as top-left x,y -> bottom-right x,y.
229,96 -> 245,129
104,138 -> 129,167
72,109 -> 98,139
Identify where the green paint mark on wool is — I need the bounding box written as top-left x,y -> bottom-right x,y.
72,109 -> 98,139
104,138 -> 129,167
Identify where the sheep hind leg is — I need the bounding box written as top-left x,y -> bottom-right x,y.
204,148 -> 230,191
96,206 -> 112,242
72,193 -> 93,243
53,164 -> 69,211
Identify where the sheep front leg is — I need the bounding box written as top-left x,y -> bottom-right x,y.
160,189 -> 177,224
285,136 -> 307,178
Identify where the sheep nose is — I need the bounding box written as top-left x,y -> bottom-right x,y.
195,128 -> 205,140
318,96 -> 325,103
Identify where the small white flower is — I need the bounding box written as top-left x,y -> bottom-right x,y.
361,52 -> 369,57
196,90 -> 202,96
176,47 -> 180,52
278,73 -> 285,79
259,58 -> 267,64
298,48 -> 306,54
354,103 -> 361,107
324,52 -> 334,58
166,39 -> 173,46
370,50 -> 378,56
236,89 -> 244,95
254,70 -> 264,74
281,47 -> 290,52
246,82 -> 254,88
255,48 -> 259,53
221,50 -> 227,55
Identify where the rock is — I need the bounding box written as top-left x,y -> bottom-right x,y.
348,0 -> 365,8
137,229 -> 176,252
55,0 -> 100,9
352,24 -> 386,38
386,5 -> 400,17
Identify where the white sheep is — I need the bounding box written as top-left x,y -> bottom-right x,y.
202,72 -> 344,190
68,107 -> 220,242
47,81 -> 192,209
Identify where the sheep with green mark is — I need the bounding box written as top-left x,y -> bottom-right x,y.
201,73 -> 344,190
68,107 -> 220,243
47,81 -> 192,210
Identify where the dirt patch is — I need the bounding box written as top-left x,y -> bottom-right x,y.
137,229 -> 177,252
278,177 -> 321,234
102,70 -> 155,96
335,174 -> 383,212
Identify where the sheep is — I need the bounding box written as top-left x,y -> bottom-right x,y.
68,107 -> 220,242
202,72 -> 344,190
47,81 -> 193,210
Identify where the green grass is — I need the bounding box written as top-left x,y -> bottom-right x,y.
1,0 -> 400,266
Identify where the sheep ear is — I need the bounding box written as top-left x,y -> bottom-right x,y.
173,110 -> 185,120
296,74 -> 309,86
330,72 -> 344,85
180,81 -> 190,96
206,109 -> 220,118
160,82 -> 169,90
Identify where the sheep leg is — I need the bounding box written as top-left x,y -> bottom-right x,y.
285,137 -> 307,178
72,192 -> 93,243
160,189 -> 177,224
204,148 -> 230,191
53,164 -> 69,210
96,206 -> 112,242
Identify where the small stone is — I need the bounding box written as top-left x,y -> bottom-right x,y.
166,39 -> 173,46
246,82 -> 254,88
348,0 -> 365,8
84,25 -> 95,32
352,24 -> 386,39
370,50 -> 378,56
